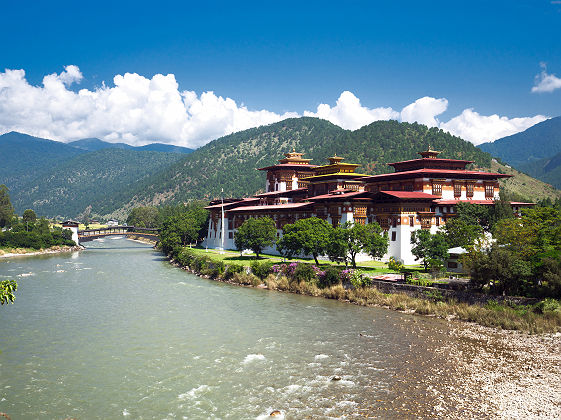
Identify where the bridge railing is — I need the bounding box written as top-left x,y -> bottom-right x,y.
78,226 -> 160,237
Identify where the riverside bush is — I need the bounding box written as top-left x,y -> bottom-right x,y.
349,270 -> 371,288
250,260 -> 274,280
293,263 -> 317,284
192,255 -> 211,272
175,248 -> 195,266
224,263 -> 244,280
318,266 -> 341,288
534,298 -> 561,314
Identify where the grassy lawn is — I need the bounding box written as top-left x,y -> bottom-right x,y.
188,246 -> 425,275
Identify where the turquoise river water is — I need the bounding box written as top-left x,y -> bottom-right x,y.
1,238 -> 502,419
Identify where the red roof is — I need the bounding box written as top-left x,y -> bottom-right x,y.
377,191 -> 440,200
307,191 -> 366,201
258,163 -> 317,171
226,202 -> 313,212
387,158 -> 474,166
362,168 -> 512,181
435,199 -> 495,205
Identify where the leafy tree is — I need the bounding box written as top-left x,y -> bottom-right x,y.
467,245 -> 533,296
0,185 -> 15,228
158,202 -> 209,255
234,217 -> 276,258
126,206 -> 159,228
277,217 -> 332,265
410,230 -> 449,271
335,221 -> 388,269
0,279 -> 17,305
326,226 -> 349,265
441,217 -> 483,248
22,209 -> 37,224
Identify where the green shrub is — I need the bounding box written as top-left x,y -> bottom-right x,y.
202,261 -> 225,278
423,290 -> 444,302
388,256 -> 405,272
406,277 -> 434,287
292,263 -> 317,284
535,298 -> 561,314
224,263 -> 245,280
250,260 -> 274,280
192,255 -> 211,272
349,270 -> 369,288
175,247 -> 195,267
319,266 -> 341,288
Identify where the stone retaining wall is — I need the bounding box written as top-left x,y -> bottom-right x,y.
369,279 -> 538,306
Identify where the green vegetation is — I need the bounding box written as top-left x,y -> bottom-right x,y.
0,189 -> 75,250
234,217 -> 276,258
11,148 -> 185,219
277,217 -> 332,265
0,184 -> 15,228
165,244 -> 561,333
0,279 -> 17,305
328,221 -> 388,268
158,202 -> 209,255
411,229 -> 449,271
462,207 -> 561,298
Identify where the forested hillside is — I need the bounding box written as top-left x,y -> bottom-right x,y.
0,132 -> 86,191
9,149 -> 185,218
113,117 -> 497,217
516,150 -> 561,189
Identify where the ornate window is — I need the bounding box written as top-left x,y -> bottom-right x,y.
485,184 -> 494,198
466,182 -> 474,197
454,183 -> 462,197
432,182 -> 442,196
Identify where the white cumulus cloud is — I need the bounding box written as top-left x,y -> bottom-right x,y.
440,109 -> 547,145
0,66 -> 296,148
400,96 -> 448,127
303,90 -> 399,129
531,63 -> 561,93
0,66 -> 548,147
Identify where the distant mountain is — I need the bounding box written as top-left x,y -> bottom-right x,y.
137,143 -> 193,154
68,137 -> 193,154
9,149 -> 186,218
516,150 -> 561,189
0,131 -> 87,190
478,116 -> 561,168
68,138 -> 134,151
0,131 -> 188,219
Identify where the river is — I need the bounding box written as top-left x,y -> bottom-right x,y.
1,238 -> 560,419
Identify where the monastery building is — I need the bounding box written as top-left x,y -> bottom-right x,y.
203,149 -> 531,265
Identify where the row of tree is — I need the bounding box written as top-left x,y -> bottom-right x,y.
0,186 -> 76,250
234,217 -> 389,268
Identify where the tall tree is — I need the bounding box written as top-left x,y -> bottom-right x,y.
411,230 -> 449,271
0,185 -> 15,228
334,221 -> 389,269
22,209 -> 37,225
126,206 -> 159,228
277,217 -> 332,265
234,217 -> 276,258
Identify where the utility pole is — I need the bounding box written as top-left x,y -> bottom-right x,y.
220,188 -> 225,254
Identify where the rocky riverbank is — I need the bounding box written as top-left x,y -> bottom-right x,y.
0,245 -> 82,259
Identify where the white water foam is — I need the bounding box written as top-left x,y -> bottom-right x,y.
314,354 -> 329,360
17,272 -> 34,277
122,408 -> 130,416
178,384 -> 211,400
242,354 -> 266,364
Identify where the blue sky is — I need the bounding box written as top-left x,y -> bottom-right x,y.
1,0 -> 560,147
